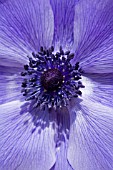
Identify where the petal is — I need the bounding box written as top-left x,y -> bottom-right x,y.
73,0 -> 113,73
50,142 -> 73,170
50,0 -> 77,50
67,76 -> 113,170
82,73 -> 113,107
0,66 -> 24,104
0,101 -> 56,170
50,108 -> 73,170
0,0 -> 54,66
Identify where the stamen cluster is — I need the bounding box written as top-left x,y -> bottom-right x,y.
21,46 -> 85,109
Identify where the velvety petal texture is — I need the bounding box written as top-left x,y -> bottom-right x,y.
0,101 -> 56,170
0,0 -> 54,66
50,0 -> 78,50
74,0 -> 113,73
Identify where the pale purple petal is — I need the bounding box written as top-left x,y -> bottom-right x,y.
0,101 -> 56,170
50,0 -> 78,50
73,0 -> 113,73
0,0 -> 54,66
67,78 -> 113,170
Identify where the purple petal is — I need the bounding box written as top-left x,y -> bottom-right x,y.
50,0 -> 77,50
50,142 -> 73,170
67,93 -> 113,170
0,101 -> 56,170
73,0 -> 113,73
50,108 -> 73,170
0,66 -> 24,104
0,0 -> 54,66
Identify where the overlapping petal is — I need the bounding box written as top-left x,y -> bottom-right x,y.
0,0 -> 54,66
51,142 -> 73,170
50,0 -> 78,50
0,101 -> 56,170
50,108 -> 73,170
73,0 -> 113,73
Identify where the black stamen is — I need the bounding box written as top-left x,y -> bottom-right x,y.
24,65 -> 29,70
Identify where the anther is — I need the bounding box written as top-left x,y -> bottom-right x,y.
24,65 -> 29,70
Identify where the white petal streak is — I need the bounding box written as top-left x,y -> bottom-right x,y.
81,74 -> 113,107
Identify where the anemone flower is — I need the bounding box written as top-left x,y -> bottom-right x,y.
0,0 -> 113,170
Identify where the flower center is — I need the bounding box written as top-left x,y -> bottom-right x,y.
40,68 -> 63,91
21,46 -> 85,109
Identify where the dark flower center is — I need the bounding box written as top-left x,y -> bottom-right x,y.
21,46 -> 85,109
40,68 -> 63,91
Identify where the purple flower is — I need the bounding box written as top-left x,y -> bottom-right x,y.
0,0 -> 113,170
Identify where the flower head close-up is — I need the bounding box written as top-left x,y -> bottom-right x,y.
0,0 -> 113,170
